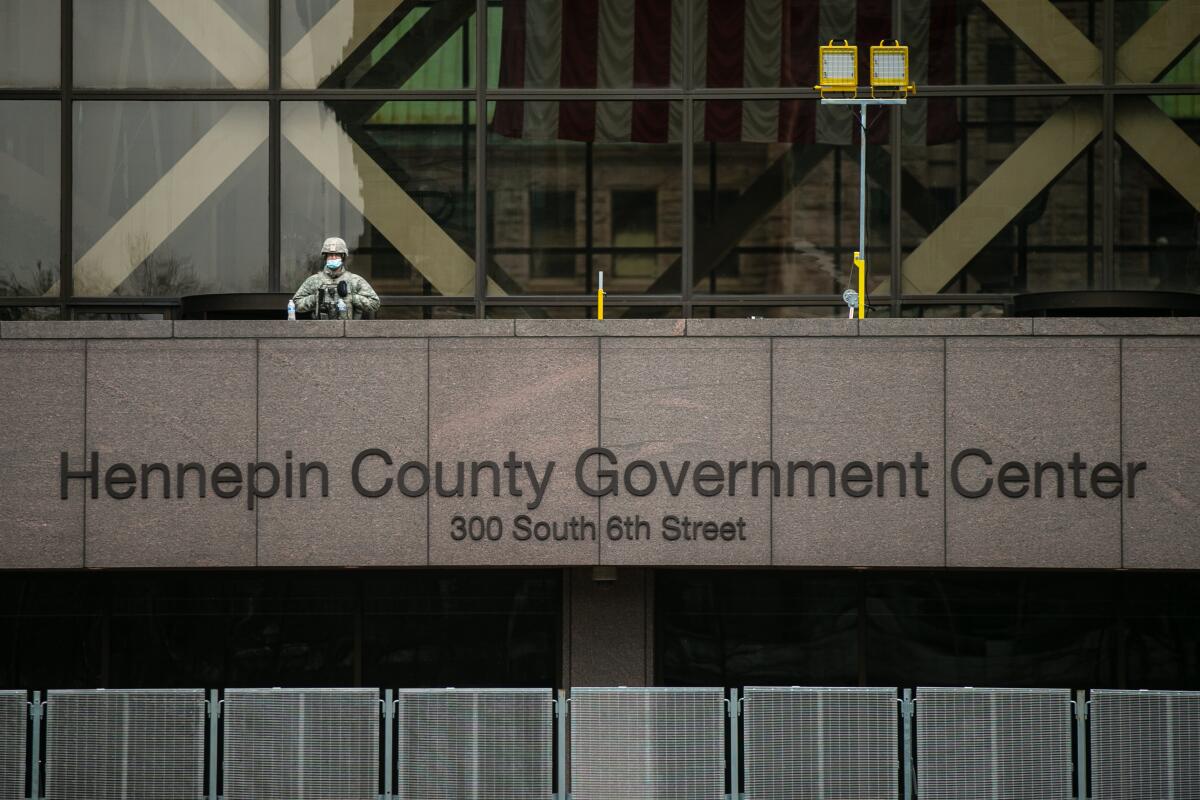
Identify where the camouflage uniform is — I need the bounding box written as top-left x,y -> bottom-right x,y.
291,269 -> 380,320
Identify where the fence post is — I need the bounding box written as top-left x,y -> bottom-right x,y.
383,689 -> 394,800
1074,690 -> 1088,800
556,689 -> 567,800
208,690 -> 220,800
728,689 -> 740,800
29,691 -> 42,800
902,689 -> 914,800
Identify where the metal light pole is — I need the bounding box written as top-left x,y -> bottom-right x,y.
817,41 -> 915,319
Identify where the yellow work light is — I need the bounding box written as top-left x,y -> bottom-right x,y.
817,41 -> 858,97
869,41 -> 914,96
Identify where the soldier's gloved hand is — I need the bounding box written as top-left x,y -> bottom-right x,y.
337,280 -> 349,298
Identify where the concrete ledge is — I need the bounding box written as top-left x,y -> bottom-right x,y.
1,320 -> 174,339
346,319 -> 515,337
1032,317 -> 1200,336
173,320 -> 345,338
860,318 -> 1032,336
5,316 -> 1200,341
515,319 -> 686,336
685,318 -> 856,336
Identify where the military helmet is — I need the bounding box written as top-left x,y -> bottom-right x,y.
321,236 -> 349,256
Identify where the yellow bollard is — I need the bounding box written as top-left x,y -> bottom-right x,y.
853,252 -> 866,319
597,271 -> 605,320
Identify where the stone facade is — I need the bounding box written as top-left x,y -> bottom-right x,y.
2,317 -> 1198,571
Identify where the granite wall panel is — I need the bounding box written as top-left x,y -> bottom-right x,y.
85,340 -> 258,567
946,338 -> 1122,568
428,338 -> 600,565
1122,339 -> 1200,569
773,338 -> 945,566
257,339 -> 428,566
598,338 -> 771,565
0,341 -> 85,568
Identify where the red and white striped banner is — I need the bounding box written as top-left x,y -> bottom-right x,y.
493,0 -> 958,145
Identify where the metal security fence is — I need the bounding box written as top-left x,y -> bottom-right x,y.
570,687 -> 726,800
915,687 -> 1073,800
0,691 -> 25,800
395,688 -> 553,800
1090,689 -> 1200,800
44,689 -> 205,800
8,684 -> 1200,798
743,686 -> 900,800
223,688 -> 379,800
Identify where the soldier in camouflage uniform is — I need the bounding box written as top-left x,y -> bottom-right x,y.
291,236 -> 381,320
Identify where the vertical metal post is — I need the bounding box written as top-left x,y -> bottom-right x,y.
858,101 -> 868,319
1075,690 -> 1088,800
556,690 -> 567,800
267,0 -> 280,293
208,690 -> 219,800
728,689 -> 740,800
902,689 -> 914,800
60,0 -> 73,320
30,691 -> 43,800
383,689 -> 394,800
473,0 -> 487,318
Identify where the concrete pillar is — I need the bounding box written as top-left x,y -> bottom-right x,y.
564,567 -> 653,687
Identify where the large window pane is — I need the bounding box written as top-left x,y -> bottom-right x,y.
110,573 -> 357,688
1124,574 -> 1200,691
493,0 -> 677,90
362,571 -> 560,688
924,0 -> 1102,85
693,100 -> 891,297
866,572 -> 1119,688
0,101 -> 59,298
1116,0 -> 1199,85
488,101 -> 682,295
0,0 -> 59,86
0,574 -> 104,689
900,96 -> 1100,296
657,571 -> 860,687
1117,96 -> 1200,290
73,101 -> 268,297
281,100 -> 476,296
283,0 -> 477,89
75,0 -> 268,88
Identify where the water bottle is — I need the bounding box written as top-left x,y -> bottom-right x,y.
336,298 -> 347,318
286,299 -> 296,321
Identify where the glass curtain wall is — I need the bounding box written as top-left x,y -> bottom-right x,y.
0,0 -> 1196,319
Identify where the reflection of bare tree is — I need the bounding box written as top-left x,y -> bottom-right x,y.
74,232 -> 203,297
0,260 -> 56,297
0,260 -> 59,320
122,251 -> 202,297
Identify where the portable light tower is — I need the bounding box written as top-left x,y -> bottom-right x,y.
817,41 -> 915,319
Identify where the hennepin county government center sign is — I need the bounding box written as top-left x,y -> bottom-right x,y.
60,446 -> 1147,543
4,321 -> 1194,571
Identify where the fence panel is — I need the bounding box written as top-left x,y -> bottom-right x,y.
0,691 -> 24,800
223,688 -> 378,800
1091,689 -> 1200,799
570,687 -> 725,800
915,687 -> 1072,800
395,688 -> 552,800
45,689 -> 205,800
742,686 -> 898,800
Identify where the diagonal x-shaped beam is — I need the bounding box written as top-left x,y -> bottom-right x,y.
282,103 -> 503,298
62,0 -> 500,299
886,0 -> 1199,295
